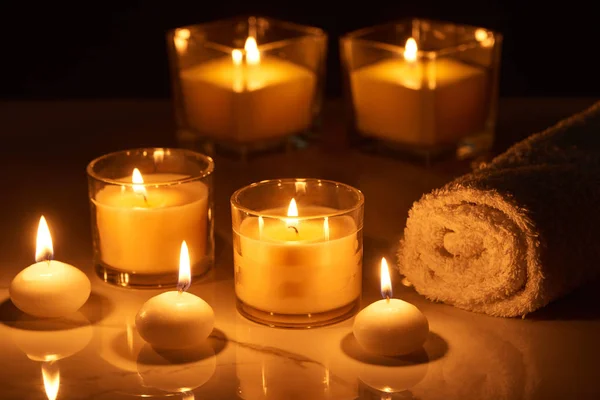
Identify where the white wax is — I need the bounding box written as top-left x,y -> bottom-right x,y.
135,291 -> 214,349
234,206 -> 362,314
9,261 -> 91,318
353,299 -> 429,356
93,174 -> 208,274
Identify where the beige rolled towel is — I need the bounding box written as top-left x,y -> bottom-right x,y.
398,102 -> 600,317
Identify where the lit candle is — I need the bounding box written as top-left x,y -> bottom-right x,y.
235,198 -> 361,315
92,166 -> 209,275
350,37 -> 487,146
136,241 -> 214,349
179,36 -> 316,143
9,216 -> 91,318
353,258 -> 429,356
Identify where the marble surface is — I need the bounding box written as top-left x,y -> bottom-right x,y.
0,98 -> 599,400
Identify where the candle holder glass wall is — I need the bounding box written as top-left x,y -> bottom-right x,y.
87,148 -> 214,288
167,16 -> 327,159
231,179 -> 364,328
341,19 -> 502,162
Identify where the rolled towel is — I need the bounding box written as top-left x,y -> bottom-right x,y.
398,102 -> 600,317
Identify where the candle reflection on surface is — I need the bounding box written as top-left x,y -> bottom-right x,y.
136,342 -> 216,394
235,315 -> 355,399
10,312 -> 92,362
42,361 -> 60,400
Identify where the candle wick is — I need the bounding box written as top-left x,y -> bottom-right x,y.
143,194 -> 148,205
287,226 -> 299,236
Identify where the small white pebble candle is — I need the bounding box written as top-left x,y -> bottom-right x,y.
136,241 -> 214,349
9,216 -> 91,318
353,258 -> 429,356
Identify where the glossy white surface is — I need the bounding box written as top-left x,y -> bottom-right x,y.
0,99 -> 598,400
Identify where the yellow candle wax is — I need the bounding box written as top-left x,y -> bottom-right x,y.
180,53 -> 316,143
93,173 -> 208,274
234,206 -> 362,315
351,53 -> 487,146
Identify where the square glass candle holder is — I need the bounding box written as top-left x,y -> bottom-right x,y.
87,148 -> 214,288
341,19 -> 502,161
231,178 -> 364,328
167,16 -> 327,158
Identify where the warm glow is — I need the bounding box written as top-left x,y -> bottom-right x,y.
232,49 -> 243,66
475,28 -> 488,42
181,391 -> 195,400
42,362 -> 60,400
178,240 -> 191,292
258,216 -> 264,238
244,36 -> 260,65
475,28 -> 494,47
404,38 -> 418,63
176,28 -> 191,40
174,28 -> 190,53
324,217 -> 330,240
132,168 -> 147,196
153,149 -> 165,164
380,257 -> 393,299
35,216 -> 53,263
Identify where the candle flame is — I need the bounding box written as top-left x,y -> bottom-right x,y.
324,217 -> 330,240
42,361 -> 60,400
244,36 -> 260,65
285,198 -> 299,230
35,216 -> 53,262
380,257 -> 393,299
178,240 -> 191,292
404,38 -> 418,63
287,198 -> 298,217
132,168 -> 147,196
232,49 -> 243,66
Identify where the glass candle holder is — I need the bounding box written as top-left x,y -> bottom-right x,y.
341,18 -> 502,161
167,16 -> 327,159
231,179 -> 364,328
87,148 -> 214,288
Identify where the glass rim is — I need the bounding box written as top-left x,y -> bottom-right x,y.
86,147 -> 214,187
168,15 -> 327,38
341,18 -> 502,57
230,178 -> 364,220
168,16 -> 327,55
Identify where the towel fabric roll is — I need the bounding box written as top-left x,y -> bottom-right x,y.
398,102 -> 600,317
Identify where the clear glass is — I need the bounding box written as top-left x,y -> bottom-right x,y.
231,178 -> 364,328
167,16 -> 327,159
341,18 -> 502,162
87,148 -> 214,288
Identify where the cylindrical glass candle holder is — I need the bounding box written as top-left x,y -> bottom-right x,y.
167,16 -> 327,159
341,18 -> 502,162
231,179 -> 364,328
87,148 -> 214,288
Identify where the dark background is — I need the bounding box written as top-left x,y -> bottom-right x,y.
1,1 -> 597,99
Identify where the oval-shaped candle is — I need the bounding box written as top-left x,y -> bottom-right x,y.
9,217 -> 91,318
136,241 -> 214,349
353,258 -> 429,356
